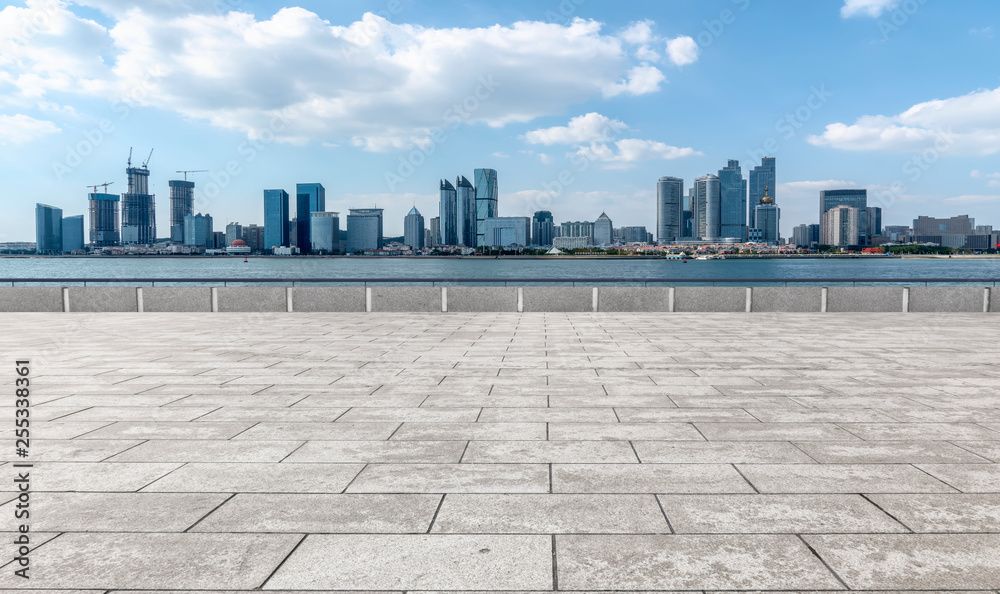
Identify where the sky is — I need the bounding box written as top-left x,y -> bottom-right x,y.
0,0 -> 998,240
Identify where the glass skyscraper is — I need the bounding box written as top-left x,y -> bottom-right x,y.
594,213 -> 614,245
263,189 -> 290,252
404,207 -> 425,250
656,177 -> 684,243
456,176 -> 476,248
168,180 -> 195,243
88,193 -> 120,247
820,189 -> 868,242
532,211 -> 554,247
346,208 -> 384,252
474,168 -> 499,247
296,183 -> 325,253
62,215 -> 84,252
439,180 -> 458,246
311,212 -> 340,253
748,157 -> 776,229
718,160 -> 747,241
184,213 -> 213,248
35,203 -> 63,254
694,174 -> 721,240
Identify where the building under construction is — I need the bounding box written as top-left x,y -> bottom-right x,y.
121,152 -> 156,245
168,180 -> 195,243
88,193 -> 120,247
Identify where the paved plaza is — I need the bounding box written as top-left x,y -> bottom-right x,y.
2,311 -> 1000,591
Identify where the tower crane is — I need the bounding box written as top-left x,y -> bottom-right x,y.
142,148 -> 154,169
87,182 -> 114,195
175,170 -> 208,181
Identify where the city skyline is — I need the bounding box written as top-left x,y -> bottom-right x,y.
1,1 -> 998,242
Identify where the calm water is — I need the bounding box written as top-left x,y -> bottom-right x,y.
2,256 -> 1000,286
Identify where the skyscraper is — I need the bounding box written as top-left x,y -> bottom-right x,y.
656,177 -> 684,243
694,174 -> 721,240
594,212 -> 614,245
822,205 -> 861,247
263,189 -> 290,252
474,168 -> 499,247
346,208 -> 383,252
88,193 -> 120,247
168,180 -> 195,243
532,211 -> 554,247
820,189 -> 868,242
429,217 -> 441,247
311,212 -> 340,253
296,183 -> 325,253
439,179 -> 458,245
184,213 -> 213,248
62,215 -> 84,252
752,187 -> 780,245
404,207 -> 425,250
719,160 -> 748,241
867,207 -> 883,238
456,176 -> 476,247
749,157 -> 776,229
35,203 -> 62,254
121,163 -> 156,245
225,222 -> 243,247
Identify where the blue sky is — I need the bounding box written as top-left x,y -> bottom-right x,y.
1,0 -> 998,240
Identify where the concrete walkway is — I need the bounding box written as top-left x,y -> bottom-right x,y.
1,312 -> 999,592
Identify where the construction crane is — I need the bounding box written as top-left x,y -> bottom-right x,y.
87,182 -> 114,195
175,170 -> 208,181
127,147 -> 133,168
142,148 -> 154,169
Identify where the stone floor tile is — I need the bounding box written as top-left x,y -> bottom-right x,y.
79,421 -> 254,440
477,407 -> 619,423
462,441 -> 638,463
389,422 -> 546,441
2,462 -> 183,492
284,440 -> 467,463
34,421 -> 114,439
264,534 -> 552,590
633,441 -> 816,463
660,494 -> 905,533
335,407 -> 481,422
916,464 -> 1000,492
347,463 -> 549,493
108,439 -> 302,462
552,464 -> 756,493
5,439 -> 143,462
193,407 -> 349,423
793,441 -> 993,464
866,493 -> 1000,532
696,422 -> 860,441
232,422 -> 399,441
838,423 -> 1000,441
55,406 -> 221,422
737,464 -> 957,493
548,422 -> 705,441
615,408 -> 759,423
142,463 -> 365,493
951,441 -> 1000,462
0,492 -> 227,531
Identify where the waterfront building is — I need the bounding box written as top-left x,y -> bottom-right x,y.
475,168 -> 499,247
168,180 -> 195,243
263,189 -> 289,252
295,183 -> 325,254
594,212 -> 614,245
122,163 -> 156,245
694,174 -> 721,240
226,239 -> 252,256
62,215 -> 84,252
311,212 -> 340,253
792,223 -> 821,248
242,224 -> 264,253
822,205 -> 861,247
346,208 -> 383,253
456,176 -> 476,247
560,221 -> 595,245
719,160 -> 748,241
748,157 -> 776,229
482,217 -> 530,247
88,193 -> 120,247
820,189 -> 868,242
532,211 -> 554,247
424,229 -> 433,249
867,207 -> 883,238
225,222 -> 243,247
404,207 -> 425,250
656,176 -> 684,243
429,217 -> 441,247
883,225 -> 911,242
750,186 -> 780,244
977,225 -> 994,235
439,180 -> 458,245
553,236 -> 590,250
213,231 -> 226,250
35,203 -> 62,254
184,213 -> 213,248
913,215 -> 975,236
621,226 -> 650,244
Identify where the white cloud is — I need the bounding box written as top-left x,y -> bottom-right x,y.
841,0 -> 900,18
808,86 -> 1000,155
603,65 -> 666,98
621,20 -> 654,45
0,113 -> 61,144
524,112 -> 628,145
665,36 -> 699,66
944,194 -> 1000,205
492,151 -> 510,159
576,139 -> 699,169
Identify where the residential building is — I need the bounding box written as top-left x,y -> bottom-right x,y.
242,224 -> 264,253
456,176 -> 476,247
311,212 -> 340,253
656,176 -> 684,242
694,174 -> 721,240
62,215 -> 84,252
184,213 -> 213,248
439,179 -> 458,245
820,189 -> 868,242
719,160 -> 748,240
121,163 -> 156,245
532,211 -> 554,247
225,222 -> 243,247
404,207 -> 425,250
748,157 -> 776,229
168,180 -> 195,243
346,208 -> 383,252
88,193 -> 120,247
35,203 -> 62,254
482,217 -> 530,247
822,205 -> 861,247
621,226 -> 650,244
474,168 -> 499,247
594,212 -> 614,245
263,189 -> 289,252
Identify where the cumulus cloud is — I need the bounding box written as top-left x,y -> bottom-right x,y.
0,3 -> 692,151
666,36 -> 699,66
972,170 -> 1000,188
524,113 -> 628,145
0,113 -> 61,144
576,139 -> 699,169
944,194 -> 1000,205
621,20 -> 654,45
808,86 -> 1000,155
841,0 -> 900,18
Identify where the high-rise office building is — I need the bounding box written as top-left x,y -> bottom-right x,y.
168,180 -> 195,243
474,168 -> 499,247
88,193 -> 120,247
749,157 -> 776,229
561,221 -> 595,245
750,186 -> 780,244
820,189 -> 868,242
429,217 -> 441,247
62,215 -> 84,252
225,222 -> 243,247
822,205 -> 861,247
242,224 -> 264,253
439,180 -> 458,245
295,183 -> 325,254
621,226 -> 651,244
532,211 -> 554,247
656,177 -> 684,243
867,207 -> 883,238
594,213 -> 614,245
263,189 -> 290,252
35,203 -> 62,254
346,208 -> 383,252
719,160 -> 748,241
122,164 -> 156,245
404,207 -> 425,250
213,231 -> 226,250
482,217 -> 530,247
456,176 -> 476,247
792,223 -> 821,248
311,212 -> 340,253
694,174 -> 721,240
184,213 -> 213,248
913,215 -> 975,236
